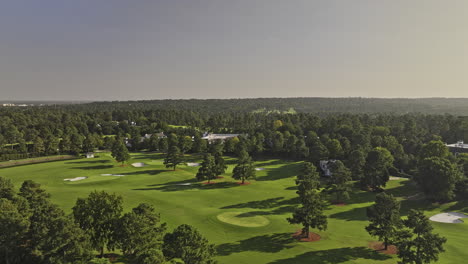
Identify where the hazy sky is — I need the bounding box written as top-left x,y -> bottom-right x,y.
2,0 -> 468,100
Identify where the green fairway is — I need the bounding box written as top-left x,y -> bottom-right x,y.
2,152 -> 468,264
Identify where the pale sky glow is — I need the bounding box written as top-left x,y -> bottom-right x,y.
1,0 -> 468,100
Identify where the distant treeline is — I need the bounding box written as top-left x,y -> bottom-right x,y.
5,97 -> 468,115
64,97 -> 468,115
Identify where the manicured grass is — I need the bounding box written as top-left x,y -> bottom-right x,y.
217,212 -> 270,227
2,152 -> 468,263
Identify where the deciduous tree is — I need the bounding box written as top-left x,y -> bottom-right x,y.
73,191 -> 123,258
416,157 -> 462,201
163,224 -> 217,264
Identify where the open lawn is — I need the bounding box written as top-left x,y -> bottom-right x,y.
2,152 -> 468,263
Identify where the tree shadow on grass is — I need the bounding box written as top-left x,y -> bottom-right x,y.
70,165 -> 114,170
66,159 -> 111,164
446,200 -> 468,214
385,179 -> 419,198
133,180 -> 239,192
256,163 -> 300,182
130,153 -> 166,160
121,169 -> 167,176
221,197 -> 298,210
268,246 -> 392,264
235,205 -> 297,217
216,233 -> 294,256
328,206 -> 369,221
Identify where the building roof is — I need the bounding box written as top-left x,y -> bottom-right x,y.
447,141 -> 468,149
201,133 -> 240,140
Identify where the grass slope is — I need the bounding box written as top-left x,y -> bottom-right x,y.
2,152 -> 468,264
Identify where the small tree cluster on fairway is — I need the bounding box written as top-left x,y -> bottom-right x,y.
163,224 -> 217,264
232,150 -> 256,184
73,191 -> 123,258
325,160 -> 352,203
164,146 -> 183,170
288,162 -> 327,238
365,192 -> 402,250
196,154 -> 217,183
396,210 -> 446,264
111,140 -> 130,165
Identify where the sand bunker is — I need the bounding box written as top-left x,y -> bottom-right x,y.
429,212 -> 468,223
255,168 -> 265,171
217,212 -> 270,227
389,176 -> 403,180
64,177 -> 87,182
100,174 -> 125,177
187,163 -> 200,167
175,183 -> 192,186
131,162 -> 146,167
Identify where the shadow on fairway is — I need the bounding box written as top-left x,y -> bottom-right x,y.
447,200 -> 468,214
267,246 -> 392,263
385,179 -> 418,198
328,206 -> 368,221
133,180 -> 239,192
254,159 -> 290,167
66,160 -> 111,164
131,153 -> 165,160
70,165 -> 114,170
256,163 -> 300,181
216,233 -> 294,256
121,169 -> 167,176
221,197 -> 298,210
235,206 -> 297,217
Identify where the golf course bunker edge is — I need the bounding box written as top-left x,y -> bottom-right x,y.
429,212 -> 468,223
217,211 -> 270,227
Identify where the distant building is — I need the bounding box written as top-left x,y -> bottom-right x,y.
139,132 -> 166,143
202,133 -> 240,143
319,160 -> 336,177
446,140 -> 468,154
86,152 -> 95,158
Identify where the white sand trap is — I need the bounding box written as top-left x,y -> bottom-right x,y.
255,168 -> 265,171
389,176 -> 403,180
175,183 -> 192,186
429,212 -> 468,223
187,163 -> 200,167
132,162 -> 146,167
101,174 -> 125,177
64,177 -> 87,182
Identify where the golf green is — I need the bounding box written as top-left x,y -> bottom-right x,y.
217,212 -> 270,227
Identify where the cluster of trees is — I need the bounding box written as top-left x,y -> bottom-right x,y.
286,162 -> 447,264
0,177 -> 217,264
366,193 -> 446,264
